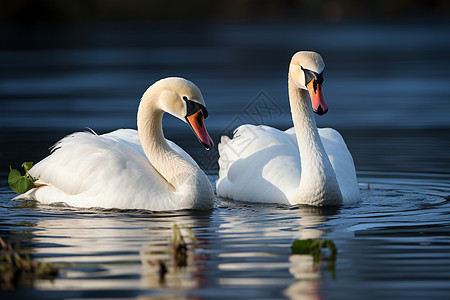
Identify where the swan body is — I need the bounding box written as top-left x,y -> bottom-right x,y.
216,51 -> 359,206
15,77 -> 215,211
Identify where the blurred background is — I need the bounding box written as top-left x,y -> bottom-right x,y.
1,0 -> 449,175
1,0 -> 449,23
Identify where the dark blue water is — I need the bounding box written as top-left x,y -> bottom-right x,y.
1,20 -> 450,299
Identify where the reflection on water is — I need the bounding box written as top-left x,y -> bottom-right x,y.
0,172 -> 450,299
31,214 -> 208,293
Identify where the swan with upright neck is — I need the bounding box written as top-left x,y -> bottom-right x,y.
15,77 -> 215,211
216,51 -> 359,206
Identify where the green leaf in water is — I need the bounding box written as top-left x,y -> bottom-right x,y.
8,162 -> 37,194
1,237 -> 59,290
291,239 -> 314,255
291,238 -> 338,279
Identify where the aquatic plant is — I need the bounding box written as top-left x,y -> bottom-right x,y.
144,224 -> 198,284
0,237 -> 58,290
172,224 -> 198,267
8,162 -> 36,194
291,239 -> 337,278
172,224 -> 188,268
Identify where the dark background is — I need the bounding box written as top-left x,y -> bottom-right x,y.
1,0 -> 449,24
1,0 -> 449,175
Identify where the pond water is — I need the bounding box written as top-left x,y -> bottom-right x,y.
1,20 -> 450,299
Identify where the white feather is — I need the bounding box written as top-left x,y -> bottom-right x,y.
15,78 -> 214,211
216,51 -> 359,206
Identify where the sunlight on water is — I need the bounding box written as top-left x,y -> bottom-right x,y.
1,172 -> 449,299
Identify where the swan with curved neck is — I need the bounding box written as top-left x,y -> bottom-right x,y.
216,51 -> 359,206
15,77 -> 215,211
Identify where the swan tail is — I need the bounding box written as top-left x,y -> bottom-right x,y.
11,179 -> 48,201
12,189 -> 36,201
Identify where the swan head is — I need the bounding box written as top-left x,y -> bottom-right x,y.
145,77 -> 214,149
289,51 -> 328,115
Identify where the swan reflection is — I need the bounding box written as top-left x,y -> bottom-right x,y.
285,206 -> 338,300
22,204 -> 336,299
30,210 -> 210,294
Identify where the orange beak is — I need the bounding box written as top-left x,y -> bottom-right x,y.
186,109 -> 214,150
307,80 -> 328,115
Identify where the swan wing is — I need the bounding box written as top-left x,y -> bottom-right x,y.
216,124 -> 301,204
318,128 -> 359,204
19,129 -> 177,209
216,125 -> 359,205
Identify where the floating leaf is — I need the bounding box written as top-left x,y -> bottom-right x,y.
291,239 -> 314,255
8,162 -> 36,194
291,238 -> 338,279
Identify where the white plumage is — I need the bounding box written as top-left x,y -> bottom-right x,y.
217,126 -> 359,205
15,78 -> 214,211
216,51 -> 359,206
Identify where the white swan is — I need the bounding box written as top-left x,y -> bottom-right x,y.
15,77 -> 215,211
216,51 -> 359,206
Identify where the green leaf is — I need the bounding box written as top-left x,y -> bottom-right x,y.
291,238 -> 338,279
22,162 -> 34,173
8,163 -> 36,194
291,239 -> 314,255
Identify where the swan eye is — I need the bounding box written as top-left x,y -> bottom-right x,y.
182,96 -> 189,101
301,66 -> 324,85
185,99 -> 209,119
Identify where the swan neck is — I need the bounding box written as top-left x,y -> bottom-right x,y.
137,100 -> 169,163
137,95 -> 197,191
288,75 -> 322,155
135,86 -> 213,209
288,74 -> 342,205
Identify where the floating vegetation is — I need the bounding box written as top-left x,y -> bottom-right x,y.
0,237 -> 58,290
8,162 -> 37,194
172,224 -> 198,268
291,239 -> 337,278
142,224 -> 199,285
172,224 -> 188,268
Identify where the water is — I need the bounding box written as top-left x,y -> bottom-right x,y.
1,20 -> 450,299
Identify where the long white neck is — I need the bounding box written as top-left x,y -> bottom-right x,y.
288,74 -> 342,206
136,92 -> 213,209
